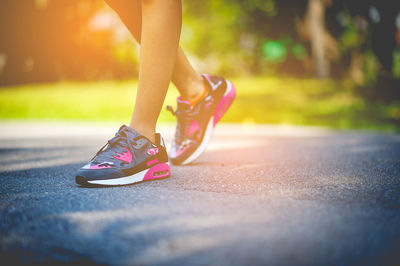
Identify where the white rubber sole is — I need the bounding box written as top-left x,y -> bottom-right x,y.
178,80 -> 235,165
86,163 -> 170,186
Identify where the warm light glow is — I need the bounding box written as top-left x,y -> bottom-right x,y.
35,0 -> 48,10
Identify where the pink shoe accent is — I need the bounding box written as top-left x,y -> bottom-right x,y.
89,164 -> 112,170
143,163 -> 170,181
175,146 -> 187,157
146,158 -> 159,166
186,120 -> 200,136
147,147 -> 159,156
113,147 -> 132,163
213,80 -> 236,126
202,73 -> 211,81
177,97 -> 191,106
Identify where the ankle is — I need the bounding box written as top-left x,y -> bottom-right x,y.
181,75 -> 206,102
129,123 -> 156,144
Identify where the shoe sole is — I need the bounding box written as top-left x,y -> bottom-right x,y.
178,79 -> 236,165
76,162 -> 170,187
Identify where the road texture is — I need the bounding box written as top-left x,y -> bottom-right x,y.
0,122 -> 399,265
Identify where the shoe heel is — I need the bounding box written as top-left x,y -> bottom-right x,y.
213,80 -> 236,126
143,163 -> 170,181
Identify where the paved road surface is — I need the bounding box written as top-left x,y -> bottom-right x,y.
1,122 -> 399,265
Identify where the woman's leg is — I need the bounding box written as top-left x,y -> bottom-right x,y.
105,0 -> 205,102
128,0 -> 183,143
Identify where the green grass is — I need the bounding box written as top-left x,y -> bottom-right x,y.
1,77 -> 399,131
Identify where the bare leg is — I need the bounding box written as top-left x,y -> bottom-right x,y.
105,0 -> 205,101
128,0 -> 182,143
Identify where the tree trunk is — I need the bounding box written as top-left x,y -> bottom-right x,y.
306,0 -> 329,79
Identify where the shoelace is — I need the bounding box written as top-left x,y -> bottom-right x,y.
167,105 -> 196,144
92,126 -> 138,162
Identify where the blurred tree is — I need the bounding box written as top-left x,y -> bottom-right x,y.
0,0 -> 137,86
0,0 -> 314,84
182,0 -> 310,76
303,0 -> 338,78
0,0 -> 398,97
335,0 -> 400,101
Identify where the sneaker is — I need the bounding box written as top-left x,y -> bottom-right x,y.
167,74 -> 236,165
75,125 -> 170,186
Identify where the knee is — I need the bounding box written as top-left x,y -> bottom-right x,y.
104,0 -> 123,10
141,0 -> 179,6
141,0 -> 154,6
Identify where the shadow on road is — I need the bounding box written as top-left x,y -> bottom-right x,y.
1,126 -> 400,265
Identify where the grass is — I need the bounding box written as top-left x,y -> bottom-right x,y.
1,77 -> 399,131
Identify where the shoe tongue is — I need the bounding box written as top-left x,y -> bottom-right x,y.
118,125 -> 141,139
177,97 -> 191,111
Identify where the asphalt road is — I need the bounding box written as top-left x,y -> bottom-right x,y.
0,122 -> 399,265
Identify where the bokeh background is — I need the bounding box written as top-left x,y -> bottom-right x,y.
1,0 -> 400,130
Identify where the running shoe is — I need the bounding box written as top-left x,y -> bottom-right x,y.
167,74 -> 236,165
75,125 -> 170,186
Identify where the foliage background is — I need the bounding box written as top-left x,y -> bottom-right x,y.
0,0 -> 400,131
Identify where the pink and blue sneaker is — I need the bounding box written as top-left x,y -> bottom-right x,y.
167,74 -> 236,165
75,125 -> 170,186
